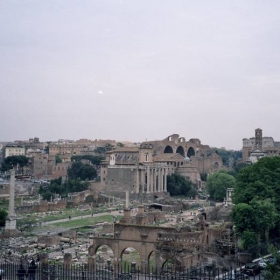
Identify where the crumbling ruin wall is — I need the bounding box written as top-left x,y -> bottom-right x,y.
38,235 -> 61,247
15,200 -> 67,214
67,190 -> 91,206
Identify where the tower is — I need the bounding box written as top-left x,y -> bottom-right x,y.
255,128 -> 262,149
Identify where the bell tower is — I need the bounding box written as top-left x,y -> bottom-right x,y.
255,128 -> 262,149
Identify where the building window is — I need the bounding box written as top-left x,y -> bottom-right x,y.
145,154 -> 148,161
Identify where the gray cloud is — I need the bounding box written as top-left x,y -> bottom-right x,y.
1,0 -> 280,149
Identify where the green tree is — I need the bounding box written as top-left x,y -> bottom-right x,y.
250,198 -> 278,243
206,171 -> 236,201
231,203 -> 256,233
263,245 -> 280,279
94,143 -> 114,155
167,174 -> 197,197
117,142 -> 124,147
1,155 -> 29,173
231,199 -> 278,247
240,230 -> 258,251
214,149 -> 242,167
0,209 -> 8,227
71,155 -> 104,165
55,155 -> 62,164
232,157 -> 280,208
68,162 -> 97,180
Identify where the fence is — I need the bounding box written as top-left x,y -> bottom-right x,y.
0,262 -> 264,279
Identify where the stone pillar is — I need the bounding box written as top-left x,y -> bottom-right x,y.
63,253 -> 72,269
164,167 -> 167,191
154,169 -> 157,192
125,191 -> 129,208
136,167 -> 139,194
39,253 -> 49,280
158,168 -> 162,192
4,169 -> 18,233
147,167 -> 150,193
9,169 -> 15,217
120,208 -> 131,224
140,169 -> 145,193
150,169 -> 154,193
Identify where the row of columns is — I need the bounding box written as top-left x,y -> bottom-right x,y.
135,166 -> 168,193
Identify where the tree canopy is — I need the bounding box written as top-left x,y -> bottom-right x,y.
94,143 -> 114,155
233,157 -> 280,208
206,171 -> 236,201
167,174 -> 197,197
39,177 -> 89,201
231,157 -> 280,249
1,155 -> 29,172
71,155 -> 104,165
67,162 -> 97,181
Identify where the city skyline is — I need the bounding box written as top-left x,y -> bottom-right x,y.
1,1 -> 280,150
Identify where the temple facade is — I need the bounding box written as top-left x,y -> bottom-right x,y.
100,134 -> 223,195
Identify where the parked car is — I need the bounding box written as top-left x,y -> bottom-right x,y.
266,256 -> 276,264
243,263 -> 261,276
258,258 -> 267,269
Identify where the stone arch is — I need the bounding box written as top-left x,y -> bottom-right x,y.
162,258 -> 181,271
213,161 -> 219,171
187,147 -> 195,158
176,146 -> 185,156
148,250 -> 156,272
95,244 -> 114,267
164,145 -> 173,153
120,247 -> 141,270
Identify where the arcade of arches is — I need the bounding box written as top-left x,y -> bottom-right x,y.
88,218 -> 217,272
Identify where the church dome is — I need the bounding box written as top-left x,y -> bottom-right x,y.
184,156 -> 190,162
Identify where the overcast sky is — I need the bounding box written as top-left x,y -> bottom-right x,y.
1,1 -> 280,149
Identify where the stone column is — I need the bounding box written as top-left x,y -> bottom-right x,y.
164,167 -> 167,191
158,168 -> 162,192
63,253 -> 72,269
125,191 -> 129,208
154,169 -> 157,192
140,169 -> 145,193
147,167 -> 150,193
9,169 -> 15,217
136,167 -> 140,194
150,169 -> 154,193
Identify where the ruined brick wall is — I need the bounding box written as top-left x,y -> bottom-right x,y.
16,201 -> 67,213
105,168 -> 135,192
38,235 -> 61,247
68,190 -> 91,205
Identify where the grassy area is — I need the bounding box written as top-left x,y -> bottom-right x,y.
47,215 -> 123,229
16,206 -> 115,223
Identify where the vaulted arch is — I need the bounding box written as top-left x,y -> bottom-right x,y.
164,145 -> 173,153
176,146 -> 184,156
187,147 -> 195,158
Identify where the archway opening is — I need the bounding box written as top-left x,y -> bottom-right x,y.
176,146 -> 185,156
164,146 -> 173,153
95,245 -> 114,270
148,251 -> 155,272
187,147 -> 195,158
213,162 -> 219,171
121,247 -> 141,272
162,258 -> 182,272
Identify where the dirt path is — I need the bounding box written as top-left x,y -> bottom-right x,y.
43,210 -> 121,225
